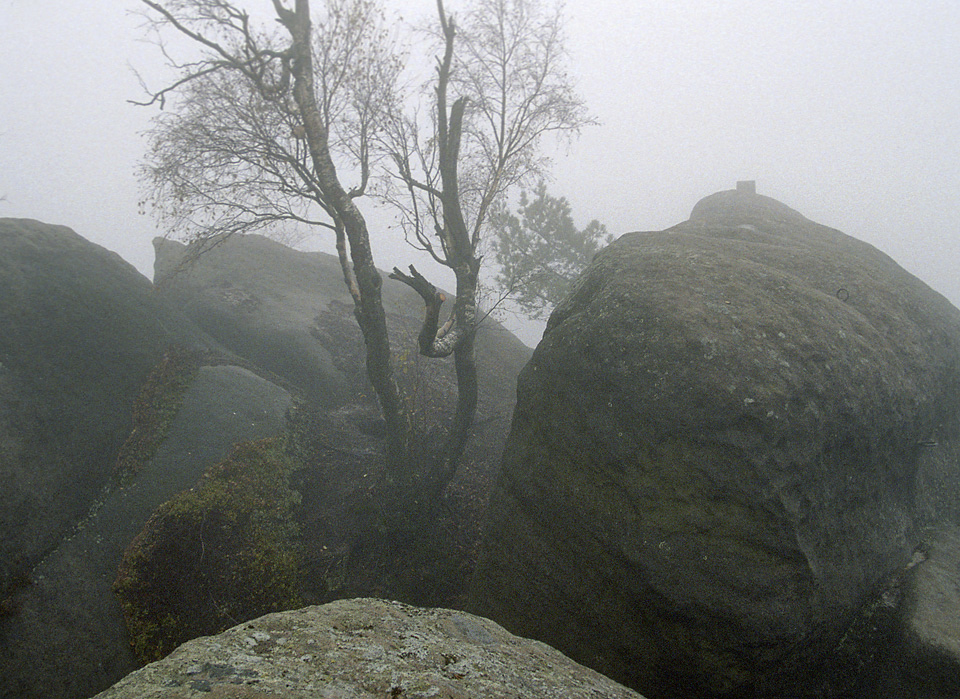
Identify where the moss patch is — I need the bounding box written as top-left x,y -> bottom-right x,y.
114,437 -> 304,662
115,346 -> 205,482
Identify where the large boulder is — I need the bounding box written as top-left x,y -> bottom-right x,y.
469,189 -> 960,697
153,234 -> 530,414
154,236 -> 357,407
0,219 -> 209,598
92,598 -> 646,699
0,225 -> 531,699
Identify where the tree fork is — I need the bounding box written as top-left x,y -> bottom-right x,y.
388,265 -> 457,358
389,257 -> 479,492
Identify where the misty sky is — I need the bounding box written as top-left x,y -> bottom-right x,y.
1,0 -> 959,345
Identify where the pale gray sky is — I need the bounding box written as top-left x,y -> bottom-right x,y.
2,0 -> 959,345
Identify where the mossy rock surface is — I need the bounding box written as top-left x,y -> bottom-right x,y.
0,219 -> 210,597
0,362 -> 293,699
115,438 -> 304,662
470,189 -> 960,698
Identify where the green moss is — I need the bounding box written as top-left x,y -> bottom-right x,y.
115,346 -> 204,482
533,429 -> 810,692
114,437 -> 304,662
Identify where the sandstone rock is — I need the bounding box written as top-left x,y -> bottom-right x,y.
92,598 -> 646,699
469,189 -> 960,697
0,224 -> 530,699
0,219 -> 209,598
154,235 -> 530,414
0,365 -> 293,699
155,236 -> 357,407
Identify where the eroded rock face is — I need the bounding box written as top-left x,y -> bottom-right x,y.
92,598 -> 646,699
0,219 -> 208,598
0,365 -> 293,699
153,235 -> 530,414
155,236 -> 358,407
469,189 -> 960,697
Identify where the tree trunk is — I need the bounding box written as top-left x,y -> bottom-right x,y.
445,330 -> 477,474
280,0 -> 410,473
388,7 -> 483,498
439,261 -> 480,484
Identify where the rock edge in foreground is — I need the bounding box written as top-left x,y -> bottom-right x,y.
92,598 -> 646,699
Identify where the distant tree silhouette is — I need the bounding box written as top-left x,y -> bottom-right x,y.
491,182 -> 611,320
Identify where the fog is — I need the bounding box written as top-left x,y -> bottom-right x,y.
2,0 -> 959,346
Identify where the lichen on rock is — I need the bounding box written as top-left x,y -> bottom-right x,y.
92,598 -> 646,699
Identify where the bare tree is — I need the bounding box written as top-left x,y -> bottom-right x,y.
386,0 -> 594,479
135,0 -> 592,507
136,0 -> 412,478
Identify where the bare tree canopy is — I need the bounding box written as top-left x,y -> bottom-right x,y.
135,0 -> 593,510
137,0 -> 401,242
386,0 -> 595,274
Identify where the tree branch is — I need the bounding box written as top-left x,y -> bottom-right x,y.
388,265 -> 459,357
140,0 -> 250,68
128,62 -> 227,108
